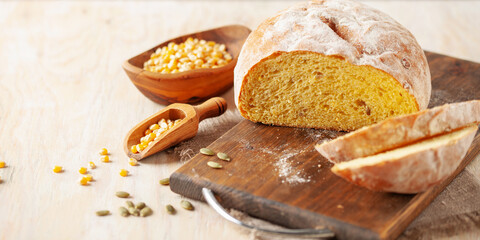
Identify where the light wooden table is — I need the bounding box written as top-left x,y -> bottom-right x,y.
1,1 -> 479,240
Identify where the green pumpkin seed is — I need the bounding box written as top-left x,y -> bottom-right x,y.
166,204 -> 176,215
140,207 -> 153,217
200,148 -> 215,156
180,200 -> 194,211
125,200 -> 134,208
115,191 -> 130,198
207,161 -> 222,169
217,152 -> 231,161
135,202 -> 146,210
119,207 -> 129,217
96,210 -> 110,216
159,178 -> 170,185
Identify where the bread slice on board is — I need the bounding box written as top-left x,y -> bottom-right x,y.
331,125 -> 477,193
315,100 -> 480,163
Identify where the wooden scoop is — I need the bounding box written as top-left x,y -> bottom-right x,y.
124,97 -> 227,160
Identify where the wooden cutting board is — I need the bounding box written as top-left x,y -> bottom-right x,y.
170,52 -> 480,240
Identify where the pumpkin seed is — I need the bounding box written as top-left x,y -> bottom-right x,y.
166,204 -> 176,215
96,210 -> 110,216
135,202 -> 146,210
159,178 -> 170,185
180,200 -> 194,211
115,191 -> 130,198
125,200 -> 134,208
217,152 -> 231,161
119,207 -> 129,217
207,161 -> 222,169
140,207 -> 153,217
200,148 -> 215,156
127,206 -> 137,215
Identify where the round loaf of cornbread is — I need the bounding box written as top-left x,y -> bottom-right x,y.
234,0 -> 431,131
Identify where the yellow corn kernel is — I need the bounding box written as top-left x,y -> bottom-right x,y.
0,161 -> 5,168
79,177 -> 88,186
128,158 -> 138,166
131,145 -> 138,154
85,174 -> 93,182
149,124 -> 159,132
89,161 -> 96,169
99,148 -> 108,155
144,129 -> 152,135
140,142 -> 148,149
79,167 -> 87,174
53,165 -> 63,173
136,144 -> 143,152
119,169 -> 129,177
101,155 -> 110,163
149,132 -> 156,141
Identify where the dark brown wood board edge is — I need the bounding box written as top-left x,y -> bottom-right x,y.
170,171 -> 380,240
380,134 -> 480,240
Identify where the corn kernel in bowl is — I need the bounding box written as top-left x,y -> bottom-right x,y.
144,37 -> 233,73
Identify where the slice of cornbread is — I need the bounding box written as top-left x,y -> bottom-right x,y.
234,0 -> 431,131
331,125 -> 477,193
316,100 -> 480,163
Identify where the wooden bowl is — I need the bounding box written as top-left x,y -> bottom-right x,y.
122,25 -> 251,104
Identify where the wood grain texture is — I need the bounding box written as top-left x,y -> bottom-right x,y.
1,1 -> 480,240
170,52 -> 480,240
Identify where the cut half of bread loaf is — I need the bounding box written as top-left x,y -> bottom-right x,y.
234,0 -> 431,131
331,125 -> 477,193
316,100 -> 480,163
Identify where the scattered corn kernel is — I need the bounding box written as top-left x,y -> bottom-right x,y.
119,169 -> 129,177
101,155 -> 110,163
130,145 -> 138,154
89,161 -> 96,169
0,161 -> 5,168
53,166 -> 63,173
128,158 -> 138,166
144,37 -> 232,73
79,167 -> 87,174
85,174 -> 93,182
99,148 -> 108,155
79,177 -> 89,185
131,118 -> 181,154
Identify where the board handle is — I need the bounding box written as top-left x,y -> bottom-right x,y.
201,188 -> 335,239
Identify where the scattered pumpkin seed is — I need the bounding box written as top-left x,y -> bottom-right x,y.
217,152 -> 231,161
115,191 -> 130,198
119,207 -> 129,217
126,200 -> 134,208
128,207 -> 140,217
207,161 -> 222,169
140,207 -> 153,217
166,204 -> 176,215
135,202 -> 146,210
159,178 -> 170,185
180,200 -> 194,211
200,148 -> 215,156
96,210 -> 110,216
